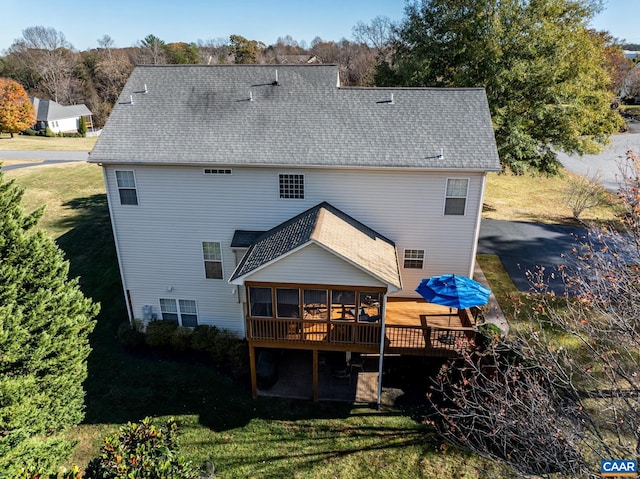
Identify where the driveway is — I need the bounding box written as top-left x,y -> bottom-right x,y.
478,219 -> 586,294
0,150 -> 88,170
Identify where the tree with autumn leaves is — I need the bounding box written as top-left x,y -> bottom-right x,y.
0,78 -> 35,137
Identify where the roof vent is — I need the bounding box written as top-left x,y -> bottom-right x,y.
438,148 -> 444,160
129,95 -> 134,105
143,84 -> 148,94
249,91 -> 254,102
377,92 -> 395,104
272,69 -> 278,86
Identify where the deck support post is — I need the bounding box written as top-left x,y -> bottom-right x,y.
377,295 -> 388,409
312,349 -> 319,401
249,344 -> 257,399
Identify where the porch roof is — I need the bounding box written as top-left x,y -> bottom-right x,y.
229,202 -> 402,290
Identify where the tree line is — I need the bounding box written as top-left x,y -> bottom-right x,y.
0,27 -> 382,129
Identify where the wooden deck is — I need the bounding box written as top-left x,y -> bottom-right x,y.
246,298 -> 476,357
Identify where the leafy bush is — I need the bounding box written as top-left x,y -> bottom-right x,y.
22,128 -> 37,136
145,320 -> 178,349
84,417 -> 202,479
44,127 -> 55,137
171,326 -> 192,352
117,320 -> 145,348
129,321 -> 248,377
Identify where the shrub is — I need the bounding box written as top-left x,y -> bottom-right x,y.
145,320 -> 178,349
171,326 -> 192,352
22,128 -> 37,136
563,173 -> 609,220
84,417 -> 202,479
44,127 -> 55,137
117,320 -> 145,348
190,324 -> 219,352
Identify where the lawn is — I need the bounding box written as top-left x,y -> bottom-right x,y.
0,133 -> 97,151
6,162 -> 511,478
483,170 -> 621,225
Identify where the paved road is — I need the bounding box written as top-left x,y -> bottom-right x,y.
0,150 -> 88,170
557,128 -> 640,192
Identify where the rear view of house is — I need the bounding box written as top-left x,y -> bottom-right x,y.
89,64 -> 500,402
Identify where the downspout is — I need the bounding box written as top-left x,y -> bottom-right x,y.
377,293 -> 388,409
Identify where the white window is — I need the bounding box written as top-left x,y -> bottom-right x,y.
115,170 -> 138,205
444,178 -> 468,215
159,298 -> 198,327
202,241 -> 223,279
279,174 -> 304,199
403,249 -> 425,269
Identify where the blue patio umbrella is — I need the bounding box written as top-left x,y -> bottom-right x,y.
415,274 -> 491,326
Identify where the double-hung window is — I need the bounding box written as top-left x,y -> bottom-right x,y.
159,298 -> 198,327
115,170 -> 138,205
444,178 -> 468,215
202,241 -> 223,279
403,249 -> 425,269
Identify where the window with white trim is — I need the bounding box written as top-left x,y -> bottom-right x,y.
115,170 -> 138,205
444,178 -> 468,215
279,174 -> 304,199
159,298 -> 198,327
403,249 -> 425,269
202,242 -> 223,279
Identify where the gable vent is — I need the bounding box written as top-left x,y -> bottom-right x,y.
204,168 -> 232,175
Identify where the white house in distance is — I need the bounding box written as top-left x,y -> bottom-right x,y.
89,64 -> 501,403
30,97 -> 93,134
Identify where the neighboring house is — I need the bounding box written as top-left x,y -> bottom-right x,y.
30,97 -> 93,133
89,64 -> 501,403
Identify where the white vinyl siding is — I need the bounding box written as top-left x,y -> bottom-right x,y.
444,178 -> 469,215
248,243 -> 386,287
115,170 -> 138,205
105,164 -> 485,335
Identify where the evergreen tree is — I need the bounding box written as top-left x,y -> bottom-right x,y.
0,169 -> 99,475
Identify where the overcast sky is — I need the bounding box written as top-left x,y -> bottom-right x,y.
0,0 -> 637,52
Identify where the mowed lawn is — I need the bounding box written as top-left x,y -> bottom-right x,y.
0,133 -> 97,151
5,162 -> 513,478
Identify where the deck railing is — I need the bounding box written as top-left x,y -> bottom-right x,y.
246,316 -> 475,356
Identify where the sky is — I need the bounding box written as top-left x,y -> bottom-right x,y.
0,0 -> 638,52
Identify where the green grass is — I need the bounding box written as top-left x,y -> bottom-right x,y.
6,163 -> 511,478
0,133 -> 97,150
484,170 -> 621,226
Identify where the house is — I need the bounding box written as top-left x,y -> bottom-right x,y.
30,97 -> 93,134
89,64 -> 501,403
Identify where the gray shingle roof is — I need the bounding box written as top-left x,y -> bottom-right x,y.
229,202 -> 401,289
31,97 -> 91,121
89,64 -> 500,171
